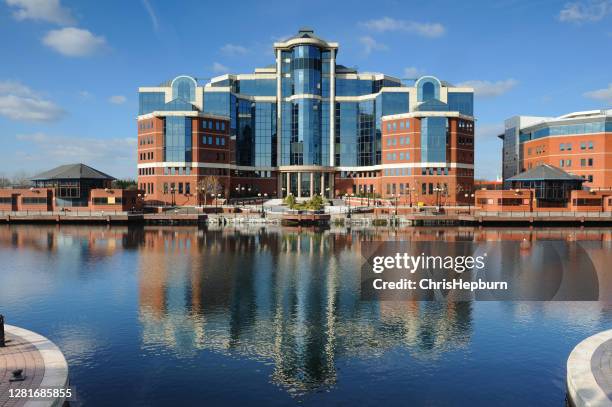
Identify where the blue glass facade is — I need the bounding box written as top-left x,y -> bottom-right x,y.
254,102 -> 276,167
139,30 -> 474,176
202,92 -> 230,117
139,92 -> 165,115
447,92 -> 474,116
421,117 -> 448,162
237,79 -> 276,97
520,120 -> 611,141
163,117 -> 192,162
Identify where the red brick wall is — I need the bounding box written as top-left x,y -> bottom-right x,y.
521,132 -> 612,189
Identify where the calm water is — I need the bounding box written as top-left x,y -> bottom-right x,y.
0,224 -> 611,406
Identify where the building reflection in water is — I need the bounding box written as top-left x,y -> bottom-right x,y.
1,224 -> 611,395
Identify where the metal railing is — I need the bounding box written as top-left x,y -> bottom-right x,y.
474,210 -> 612,218
0,210 -> 132,216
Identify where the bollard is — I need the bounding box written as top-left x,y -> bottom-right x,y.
0,314 -> 5,347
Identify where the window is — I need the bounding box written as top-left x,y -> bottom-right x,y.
178,183 -> 183,194
588,141 -> 594,149
163,183 -> 168,194
566,159 -> 571,167
581,159 -> 586,167
581,142 -> 586,150
560,143 -> 565,151
22,197 -> 47,205
560,159 -> 564,167
588,158 -> 593,166
186,183 -> 191,194
567,143 -> 572,151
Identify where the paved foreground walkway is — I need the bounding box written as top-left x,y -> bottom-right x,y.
568,329 -> 612,407
0,325 -> 68,407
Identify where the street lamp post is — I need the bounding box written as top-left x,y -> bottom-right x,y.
258,192 -> 268,218
170,187 -> 176,206
464,193 -> 475,213
434,187 -> 442,210
344,193 -> 352,219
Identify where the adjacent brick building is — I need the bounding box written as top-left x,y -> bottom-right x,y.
0,163 -> 141,212
500,109 -> 612,190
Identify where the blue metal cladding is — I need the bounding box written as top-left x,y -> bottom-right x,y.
421,117 -> 447,162
164,116 -> 192,162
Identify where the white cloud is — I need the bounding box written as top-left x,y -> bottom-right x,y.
211,62 -> 230,74
0,80 -> 64,122
43,27 -> 108,57
361,17 -> 446,38
359,36 -> 388,55
403,66 -> 424,78
583,83 -> 612,103
220,43 -> 249,56
6,0 -> 75,25
457,79 -> 518,98
108,95 -> 126,104
559,0 -> 612,22
15,133 -> 136,178
141,0 -> 159,31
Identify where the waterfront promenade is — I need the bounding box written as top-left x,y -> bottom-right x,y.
0,325 -> 69,407
3,207 -> 612,226
567,329 -> 612,407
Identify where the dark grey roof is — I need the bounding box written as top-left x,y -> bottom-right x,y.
507,164 -> 583,182
31,163 -> 115,181
284,28 -> 326,43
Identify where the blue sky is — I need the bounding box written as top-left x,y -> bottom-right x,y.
1,0 -> 611,180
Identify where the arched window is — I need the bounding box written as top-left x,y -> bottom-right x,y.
416,76 -> 441,102
171,76 -> 196,102
423,82 -> 435,102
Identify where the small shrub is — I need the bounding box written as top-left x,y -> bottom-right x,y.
372,218 -> 388,227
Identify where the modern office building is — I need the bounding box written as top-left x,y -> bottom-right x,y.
137,28 -> 475,205
499,109 -> 612,190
